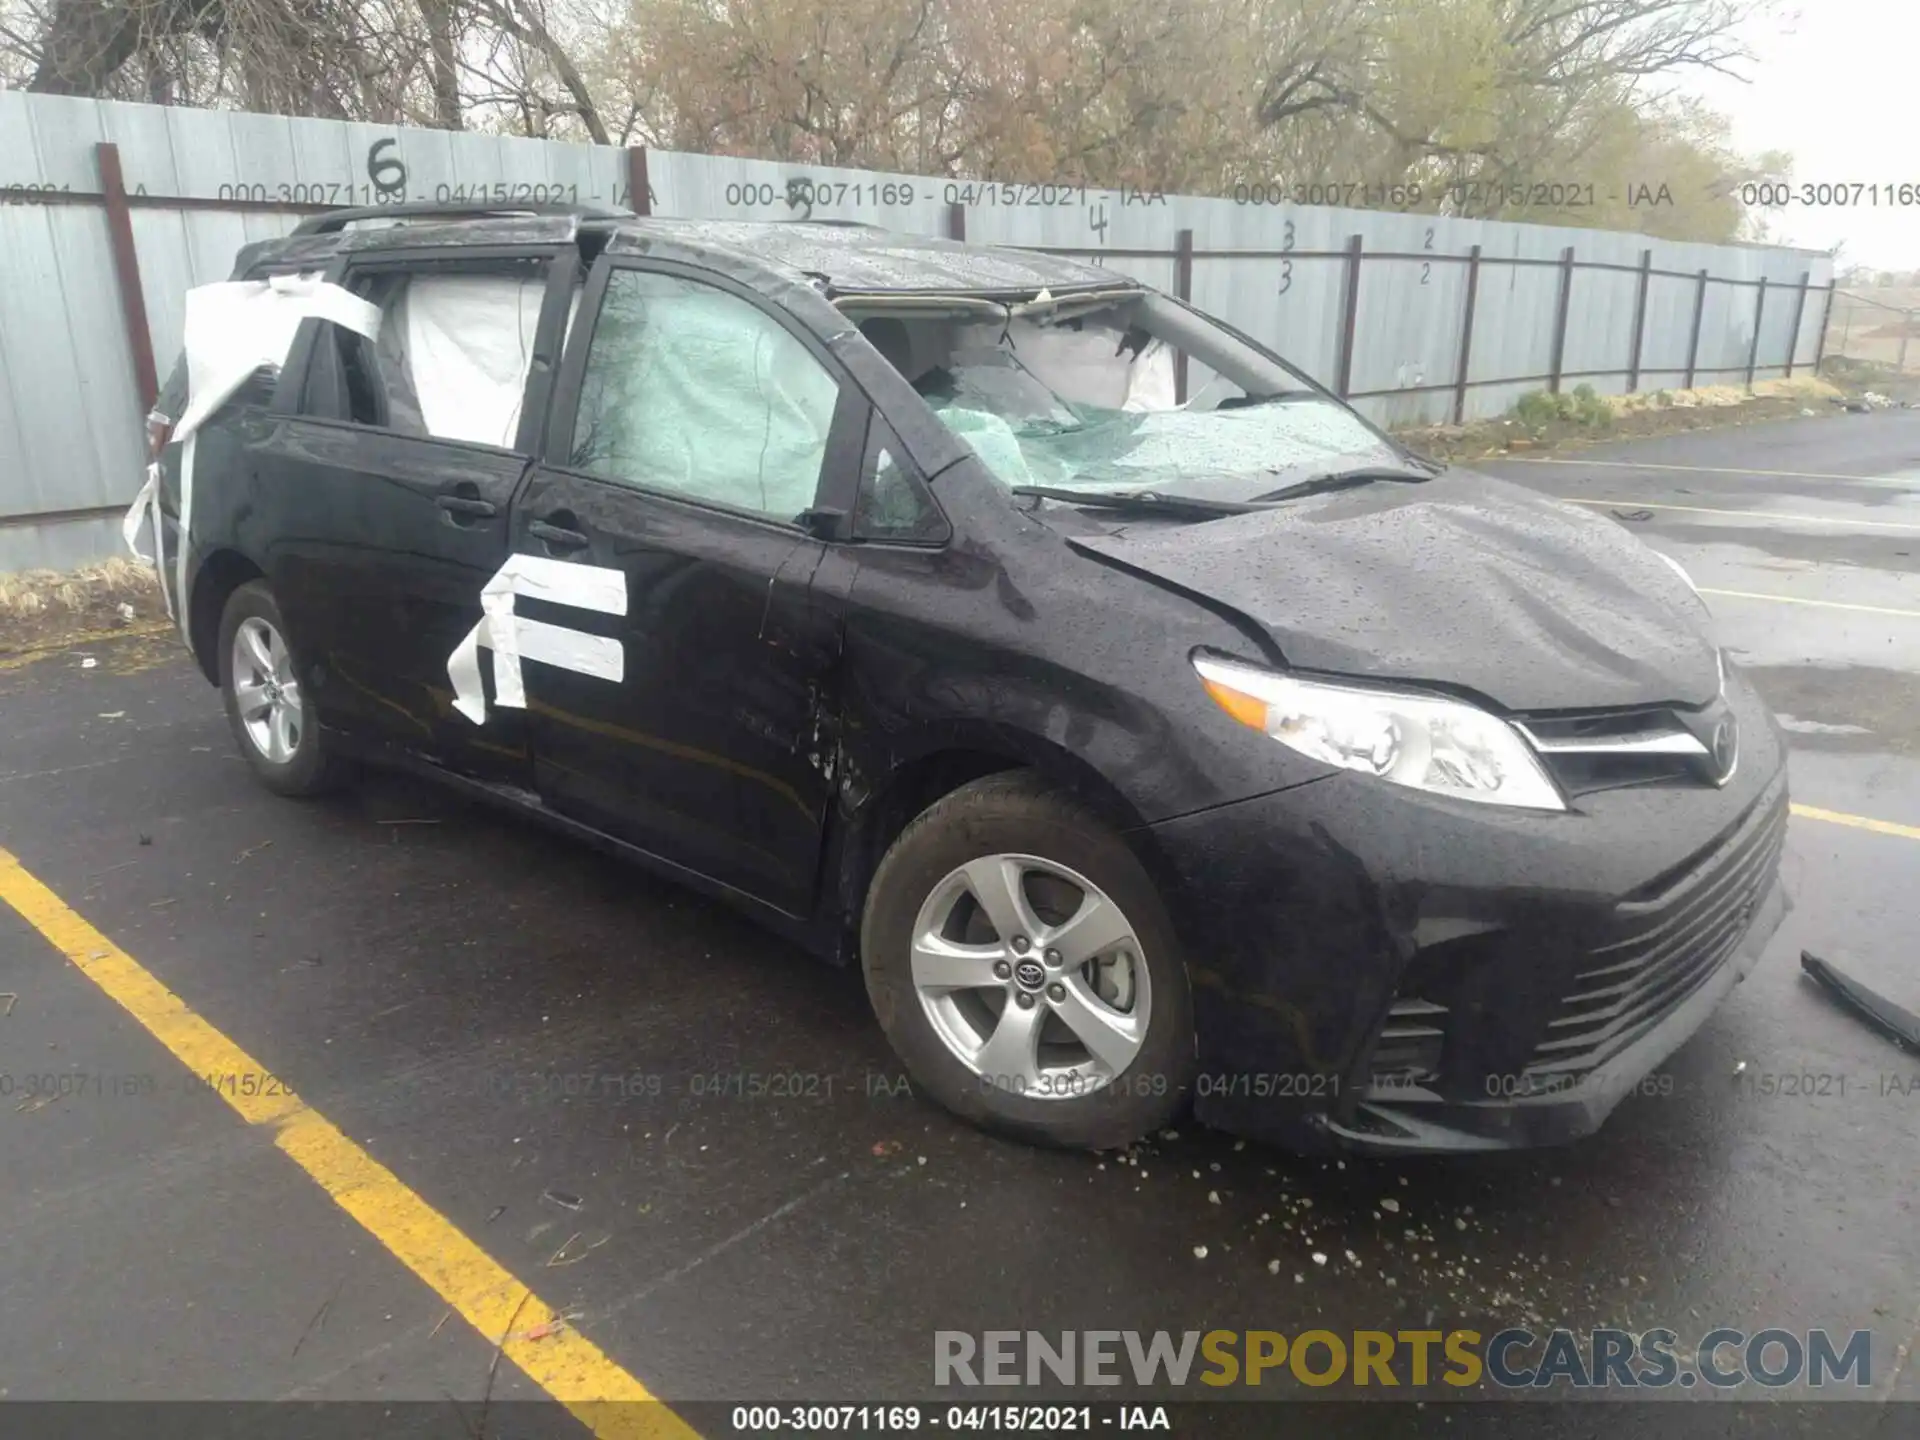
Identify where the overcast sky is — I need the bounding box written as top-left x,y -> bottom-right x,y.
1682,1 -> 1918,269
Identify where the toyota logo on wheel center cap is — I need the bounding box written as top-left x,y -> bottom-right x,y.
1013,958 -> 1047,991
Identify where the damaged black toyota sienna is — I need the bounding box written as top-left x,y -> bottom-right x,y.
136,204 -> 1789,1155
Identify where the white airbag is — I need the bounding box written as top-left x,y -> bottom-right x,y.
394,275 -> 546,446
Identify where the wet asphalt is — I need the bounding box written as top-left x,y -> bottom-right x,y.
1,410 -> 1917,1431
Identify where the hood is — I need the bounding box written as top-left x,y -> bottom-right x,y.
1067,469 -> 1720,713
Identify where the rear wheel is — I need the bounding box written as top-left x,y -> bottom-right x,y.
861,772 -> 1194,1149
218,581 -> 345,797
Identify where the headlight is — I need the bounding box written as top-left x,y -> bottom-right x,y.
1194,655 -> 1566,811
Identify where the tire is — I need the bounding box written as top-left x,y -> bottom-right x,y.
861,771 -> 1194,1150
217,580 -> 345,798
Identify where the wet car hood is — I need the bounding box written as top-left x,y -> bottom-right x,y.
1065,469 -> 1720,713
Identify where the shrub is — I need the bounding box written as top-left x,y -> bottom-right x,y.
1513,389 -> 1562,426
1512,387 -> 1611,428
1570,384 -> 1612,427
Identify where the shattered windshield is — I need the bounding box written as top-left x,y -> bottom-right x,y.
849,294 -> 1407,496
934,386 -> 1401,492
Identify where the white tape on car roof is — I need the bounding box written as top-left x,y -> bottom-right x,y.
122,275 -> 381,634
449,553 -> 628,723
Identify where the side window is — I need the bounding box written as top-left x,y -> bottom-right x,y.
304,260 -> 550,449
852,414 -> 948,544
569,269 -> 840,522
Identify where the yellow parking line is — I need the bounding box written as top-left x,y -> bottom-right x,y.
1699,588 -> 1920,619
1791,804 -> 1920,843
1559,497 -> 1920,531
0,845 -> 698,1440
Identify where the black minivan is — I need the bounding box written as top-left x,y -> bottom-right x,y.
136,204 -> 1788,1155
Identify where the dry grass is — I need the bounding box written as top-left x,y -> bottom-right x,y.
0,556 -> 170,660
1397,373 -> 1859,464
0,556 -> 160,619
1607,374 -> 1842,414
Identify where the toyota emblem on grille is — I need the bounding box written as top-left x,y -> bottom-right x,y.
1710,713 -> 1739,782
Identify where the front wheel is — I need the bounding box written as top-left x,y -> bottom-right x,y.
860,772 -> 1194,1150
218,581 -> 345,797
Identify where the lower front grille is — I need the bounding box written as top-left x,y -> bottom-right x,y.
1369,997 -> 1446,1086
1525,793 -> 1788,1079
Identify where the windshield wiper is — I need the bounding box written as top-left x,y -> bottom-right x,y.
1009,484 -> 1262,517
1252,467 -> 1437,504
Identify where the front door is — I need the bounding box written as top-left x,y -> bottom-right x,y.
471,259 -> 864,914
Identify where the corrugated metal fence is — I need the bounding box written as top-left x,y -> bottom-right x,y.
0,91 -> 1835,573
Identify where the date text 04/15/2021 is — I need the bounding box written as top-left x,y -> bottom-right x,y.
727,1405 -> 1173,1433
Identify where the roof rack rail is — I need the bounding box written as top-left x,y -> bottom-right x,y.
291,201 -> 633,236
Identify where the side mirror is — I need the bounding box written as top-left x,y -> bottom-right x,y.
795,505 -> 849,542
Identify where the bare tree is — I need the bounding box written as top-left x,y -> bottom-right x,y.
0,0 -> 1789,244
1254,0 -> 1766,207
8,0 -> 480,123
466,0 -> 605,139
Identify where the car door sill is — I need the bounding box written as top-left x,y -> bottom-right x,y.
328,731 -> 825,953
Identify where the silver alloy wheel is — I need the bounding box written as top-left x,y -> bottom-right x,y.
231,615 -> 303,765
910,853 -> 1151,1101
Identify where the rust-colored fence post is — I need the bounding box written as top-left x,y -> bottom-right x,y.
1334,233 -> 1363,400
1784,271 -> 1810,377
1173,227 -> 1194,404
95,142 -> 158,414
1683,269 -> 1709,389
1626,248 -> 1652,392
1547,246 -> 1575,393
1452,244 -> 1481,424
1744,277 -> 1768,391
947,201 -> 966,241
625,146 -> 652,215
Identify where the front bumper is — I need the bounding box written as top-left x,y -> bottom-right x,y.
1318,865 -> 1785,1152
1145,671 -> 1791,1154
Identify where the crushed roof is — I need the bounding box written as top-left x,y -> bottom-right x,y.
245,213 -> 1132,297
603,220 -> 1126,295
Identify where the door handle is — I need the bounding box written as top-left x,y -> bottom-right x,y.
529,518 -> 589,551
436,494 -> 497,518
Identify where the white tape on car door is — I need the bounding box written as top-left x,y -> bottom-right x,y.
123,460 -> 172,616
448,554 -> 628,723
122,275 -> 382,633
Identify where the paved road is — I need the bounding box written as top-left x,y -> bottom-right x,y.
2,410 -> 1917,1433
